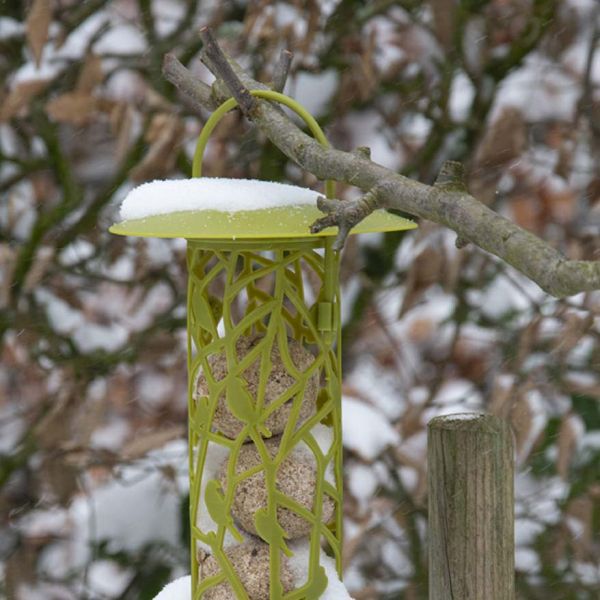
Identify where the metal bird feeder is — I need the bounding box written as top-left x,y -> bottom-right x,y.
110,90 -> 416,599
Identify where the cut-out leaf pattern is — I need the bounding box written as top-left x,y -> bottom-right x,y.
226,377 -> 256,424
205,479 -> 243,542
254,507 -> 293,557
204,479 -> 229,526
193,293 -> 216,332
302,565 -> 328,598
193,395 -> 211,432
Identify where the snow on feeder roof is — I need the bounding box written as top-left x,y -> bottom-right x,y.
110,176 -> 416,240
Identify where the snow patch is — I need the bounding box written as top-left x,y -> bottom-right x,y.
342,110 -> 402,170
436,412 -> 484,422
346,358 -> 406,420
290,70 -> 339,116
94,24 -> 147,55
0,17 -> 24,40
56,11 -> 109,60
119,178 -> 320,221
365,16 -> 405,73
432,379 -> 481,407
73,322 -> 129,353
348,463 -> 379,505
342,396 -> 400,460
515,548 -> 540,573
90,419 -> 130,450
152,0 -> 187,37
77,466 -> 182,553
88,560 -> 133,597
153,576 -> 192,600
59,239 -> 95,266
493,54 -> 580,122
13,59 -> 62,84
449,72 -> 475,121
515,518 -> 545,546
0,405 -> 25,453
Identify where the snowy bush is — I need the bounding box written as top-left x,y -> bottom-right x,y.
1,0 -> 599,598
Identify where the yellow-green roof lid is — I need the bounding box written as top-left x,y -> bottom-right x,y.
109,178 -> 416,240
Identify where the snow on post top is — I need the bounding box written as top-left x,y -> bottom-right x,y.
119,178 -> 320,221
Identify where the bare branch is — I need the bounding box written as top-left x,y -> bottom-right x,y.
272,49 -> 293,92
198,27 -> 256,115
163,53 -> 216,112
161,35 -> 600,298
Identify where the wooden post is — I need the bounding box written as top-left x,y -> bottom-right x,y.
428,413 -> 515,600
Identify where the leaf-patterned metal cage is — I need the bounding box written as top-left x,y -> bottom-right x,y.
188,238 -> 342,599
110,89 -> 416,599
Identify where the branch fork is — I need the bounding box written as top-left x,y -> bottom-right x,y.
311,185 -> 385,250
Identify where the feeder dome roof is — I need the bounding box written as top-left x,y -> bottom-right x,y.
109,177 -> 416,240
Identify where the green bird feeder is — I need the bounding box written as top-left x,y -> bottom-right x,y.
110,90 -> 416,599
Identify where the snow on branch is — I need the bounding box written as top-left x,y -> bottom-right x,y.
162,31 -> 600,298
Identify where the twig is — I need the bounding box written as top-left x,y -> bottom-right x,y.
161,30 -> 600,298
311,184 -> 389,250
198,27 -> 256,116
272,49 -> 293,92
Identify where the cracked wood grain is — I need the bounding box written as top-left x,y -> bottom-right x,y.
428,414 -> 515,600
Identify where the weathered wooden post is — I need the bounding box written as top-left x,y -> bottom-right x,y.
428,413 -> 515,600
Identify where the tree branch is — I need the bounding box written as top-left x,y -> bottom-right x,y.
163,53 -> 216,112
161,33 -> 600,298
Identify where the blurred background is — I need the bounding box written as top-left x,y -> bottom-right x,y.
1,0 -> 599,598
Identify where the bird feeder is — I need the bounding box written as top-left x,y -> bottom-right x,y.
110,90 -> 416,600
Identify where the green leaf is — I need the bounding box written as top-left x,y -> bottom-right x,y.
204,480 -> 243,542
225,378 -> 256,424
192,293 -> 215,332
192,396 -> 211,433
302,565 -> 328,598
254,507 -> 292,557
205,479 -> 229,526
